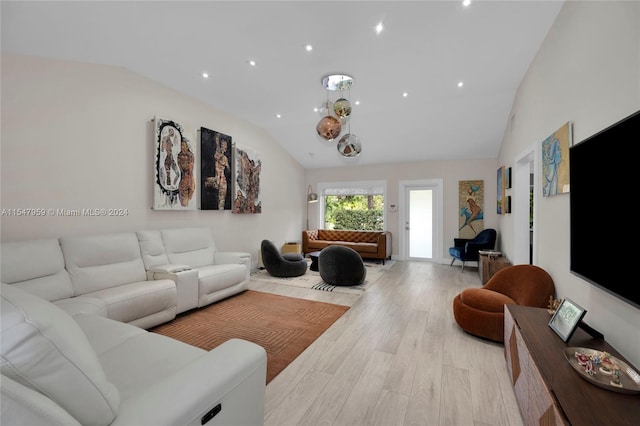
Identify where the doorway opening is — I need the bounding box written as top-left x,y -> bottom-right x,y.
514,147 -> 536,265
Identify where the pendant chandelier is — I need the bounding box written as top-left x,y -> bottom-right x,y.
315,73 -> 361,158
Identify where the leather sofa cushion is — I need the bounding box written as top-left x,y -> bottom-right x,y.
162,227 -> 216,268
1,239 -> 74,302
136,230 -> 171,270
83,280 -> 176,324
0,284 -> 120,426
459,288 -> 516,313
198,264 -> 247,294
74,314 -> 204,401
61,233 -> 148,295
317,229 -> 379,243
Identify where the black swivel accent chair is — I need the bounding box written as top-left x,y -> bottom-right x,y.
261,239 -> 308,278
448,228 -> 497,272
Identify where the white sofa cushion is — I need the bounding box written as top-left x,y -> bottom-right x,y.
136,229 -> 171,270
1,239 -> 74,302
198,264 -> 248,294
60,233 -> 148,295
0,284 -> 120,426
75,314 -> 205,401
161,227 -> 217,267
0,374 -> 82,426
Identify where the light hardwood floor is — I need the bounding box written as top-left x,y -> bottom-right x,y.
249,260 -> 524,426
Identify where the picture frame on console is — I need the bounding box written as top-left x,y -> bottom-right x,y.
549,298 -> 586,342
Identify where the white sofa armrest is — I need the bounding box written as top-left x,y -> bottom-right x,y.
214,252 -> 250,268
147,268 -> 199,314
111,338 -> 267,426
214,252 -> 250,282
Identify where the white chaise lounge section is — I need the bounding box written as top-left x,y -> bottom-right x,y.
137,227 -> 250,311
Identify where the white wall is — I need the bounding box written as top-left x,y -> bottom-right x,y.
498,1 -> 640,366
1,54 -> 305,268
305,158 -> 499,261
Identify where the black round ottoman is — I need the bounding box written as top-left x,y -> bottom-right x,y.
318,245 -> 366,286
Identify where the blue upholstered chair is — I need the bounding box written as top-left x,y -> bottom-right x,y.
449,228 -> 497,272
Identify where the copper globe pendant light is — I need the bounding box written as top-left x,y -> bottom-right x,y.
315,97 -> 341,141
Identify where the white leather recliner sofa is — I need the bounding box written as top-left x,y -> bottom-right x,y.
0,283 -> 267,426
137,227 -> 251,312
1,234 -> 176,329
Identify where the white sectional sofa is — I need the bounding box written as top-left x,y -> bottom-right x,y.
1,283 -> 267,426
0,227 -> 265,425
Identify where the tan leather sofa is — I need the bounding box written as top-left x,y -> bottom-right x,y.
302,229 -> 391,264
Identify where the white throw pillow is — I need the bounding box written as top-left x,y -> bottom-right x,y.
0,283 -> 120,425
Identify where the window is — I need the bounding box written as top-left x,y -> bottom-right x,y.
318,180 -> 386,231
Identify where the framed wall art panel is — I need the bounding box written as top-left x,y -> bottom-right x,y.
458,180 -> 484,238
542,121 -> 572,197
153,117 -> 196,210
233,144 -> 262,214
200,127 -> 232,210
496,166 -> 505,215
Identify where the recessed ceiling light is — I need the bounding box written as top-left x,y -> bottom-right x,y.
313,107 -> 319,112
375,22 -> 384,35
202,72 -> 209,79
402,92 -> 408,98
463,0 -> 472,7
355,100 -> 360,106
276,114 -> 281,118
248,60 -> 256,67
305,44 -> 313,52
458,81 -> 464,88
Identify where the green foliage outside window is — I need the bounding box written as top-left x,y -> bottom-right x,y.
324,195 -> 384,231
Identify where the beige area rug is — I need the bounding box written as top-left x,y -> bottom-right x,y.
251,260 -> 395,295
151,290 -> 349,384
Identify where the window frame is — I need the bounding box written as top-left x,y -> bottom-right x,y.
317,180 -> 387,230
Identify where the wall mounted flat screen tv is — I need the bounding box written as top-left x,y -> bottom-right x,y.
569,109 -> 640,310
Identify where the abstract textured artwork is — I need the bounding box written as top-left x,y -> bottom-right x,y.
233,144 -> 262,214
153,117 -> 196,210
200,127 -> 232,210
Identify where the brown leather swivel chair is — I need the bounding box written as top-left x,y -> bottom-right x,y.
452,264 -> 555,342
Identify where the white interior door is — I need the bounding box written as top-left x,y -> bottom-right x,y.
399,179 -> 443,262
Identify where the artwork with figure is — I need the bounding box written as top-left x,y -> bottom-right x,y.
458,180 -> 484,239
153,117 -> 196,210
200,127 -> 232,210
542,122 -> 572,197
233,144 -> 262,214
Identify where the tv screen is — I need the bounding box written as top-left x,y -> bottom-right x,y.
569,109 -> 640,310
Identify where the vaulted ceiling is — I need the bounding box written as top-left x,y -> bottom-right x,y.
1,1 -> 564,168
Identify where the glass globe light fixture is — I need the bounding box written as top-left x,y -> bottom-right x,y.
333,98 -> 352,118
337,133 -> 361,157
316,116 -> 342,141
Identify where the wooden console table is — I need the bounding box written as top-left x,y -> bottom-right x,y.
504,305 -> 640,426
478,253 -> 511,284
